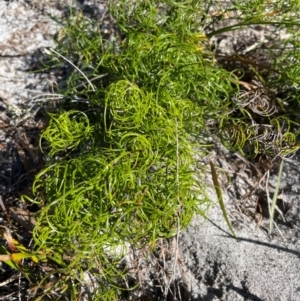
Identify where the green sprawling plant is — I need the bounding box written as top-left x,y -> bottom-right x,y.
18,0 -> 300,299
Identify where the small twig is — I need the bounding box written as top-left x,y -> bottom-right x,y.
48,48 -> 95,92
18,273 -> 21,301
0,273 -> 20,287
265,169 -> 285,224
74,73 -> 108,90
240,171 -> 268,204
176,249 -> 190,296
32,93 -> 66,102
268,160 -> 284,235
234,151 -> 261,175
8,207 -> 37,232
0,196 -> 9,221
164,119 -> 183,298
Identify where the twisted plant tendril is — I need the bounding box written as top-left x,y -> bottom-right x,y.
219,81 -> 300,158
233,89 -> 278,117
24,0 -> 300,298
32,79 -> 208,295
40,110 -> 94,156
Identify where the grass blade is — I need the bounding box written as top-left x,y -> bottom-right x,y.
269,159 -> 284,235
210,161 -> 238,240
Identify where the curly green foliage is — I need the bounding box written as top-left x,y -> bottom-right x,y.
51,0 -> 300,160
28,0 -> 300,299
34,80 -> 202,245
40,110 -> 94,156
32,82 -> 208,298
30,1 -> 238,296
53,0 -> 236,128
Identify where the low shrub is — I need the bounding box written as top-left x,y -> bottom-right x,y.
17,0 -> 300,299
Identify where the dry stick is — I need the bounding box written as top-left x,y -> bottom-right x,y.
175,119 -> 189,298
166,119 -> 190,300
240,171 -> 268,204
265,162 -> 286,239
0,273 -> 20,287
48,48 -> 95,92
74,73 -> 108,90
32,93 -> 66,101
273,216 -> 286,240
0,195 -> 8,217
176,248 -> 189,296
8,207 -> 36,232
18,273 -> 21,301
163,119 -> 180,298
173,119 -> 180,282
